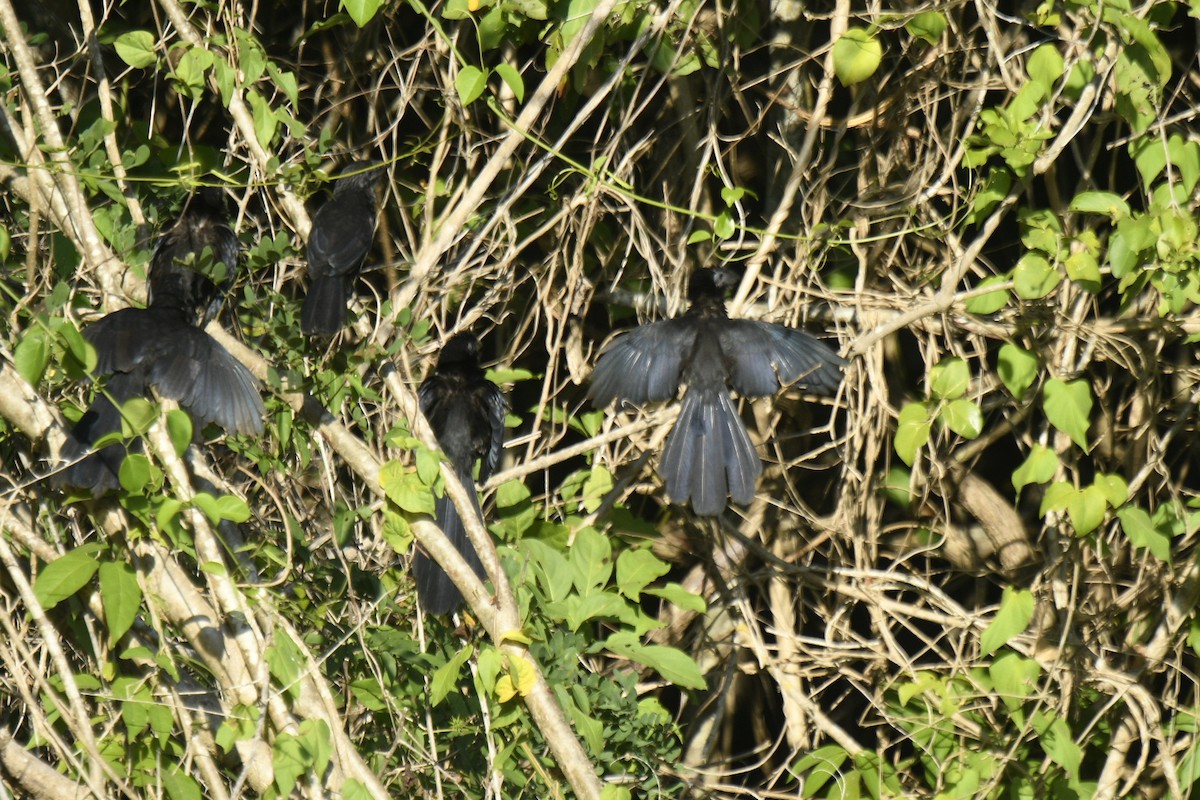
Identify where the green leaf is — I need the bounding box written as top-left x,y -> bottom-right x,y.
1043,379 -> 1092,450
33,543 -> 104,609
791,744 -> 849,794
1039,481 -> 1076,516
427,642 -> 472,705
119,454 -> 153,494
644,582 -> 706,613
14,328 -> 50,386
341,0 -> 384,26
963,275 -> 1010,314
456,65 -> 488,106
1025,43 -> 1064,91
1117,506 -> 1172,563
1013,252 -> 1061,299
832,27 -> 883,86
1069,191 -> 1130,218
894,402 -> 932,466
114,30 -> 157,68
379,461 -> 436,515
1064,249 -> 1102,292
881,466 -> 912,507
998,343 -> 1038,398
119,397 -> 157,437
929,357 -> 969,400
415,448 -> 440,486
193,492 -> 252,524
495,479 -> 531,508
1067,484 -> 1107,535
713,210 -> 735,240
989,651 -> 1040,712
246,89 -> 278,148
1095,473 -> 1128,508
1012,445 -> 1058,492
615,549 -> 670,600
905,11 -> 946,44
940,398 -> 983,439
605,632 -> 707,689
569,527 -> 612,592
980,586 -> 1035,655
99,560 -> 142,649
165,409 -> 193,457
494,62 -> 525,103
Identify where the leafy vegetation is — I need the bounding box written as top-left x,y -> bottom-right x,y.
2,0 -> 1200,797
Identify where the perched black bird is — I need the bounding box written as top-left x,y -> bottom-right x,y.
589,267 -> 846,516
300,161 -> 385,335
414,332 -> 507,614
56,188 -> 264,494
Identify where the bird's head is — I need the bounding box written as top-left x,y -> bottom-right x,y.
687,266 -> 741,302
438,331 -> 481,367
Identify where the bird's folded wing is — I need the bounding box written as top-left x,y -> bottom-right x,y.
719,320 -> 846,397
588,319 -> 697,405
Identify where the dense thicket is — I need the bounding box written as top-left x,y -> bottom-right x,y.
2,0 -> 1200,797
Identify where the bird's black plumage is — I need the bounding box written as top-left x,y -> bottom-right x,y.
414,332 -> 507,614
56,188 -> 264,494
589,267 -> 846,516
300,161 -> 384,335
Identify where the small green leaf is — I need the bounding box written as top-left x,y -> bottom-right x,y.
894,402 -> 932,466
713,211 -> 735,240
1117,506 -> 1172,563
980,586 -> 1035,655
1043,379 -> 1092,450
341,0 -> 385,26
165,409 -> 193,457
494,62 -> 525,103
456,65 -> 488,106
964,275 -> 1010,314
905,11 -> 946,44
832,27 -> 883,86
14,328 -> 50,386
1039,481 -> 1077,516
686,229 -> 711,244
379,461 -> 436,515
415,448 -> 440,486
1025,43 -> 1064,90
615,549 -> 670,601
930,357 -> 970,400
644,583 -> 706,613
114,30 -> 157,68
1069,191 -> 1130,218
605,632 -> 707,689
100,561 -> 142,649
998,343 -> 1038,398
1064,249 -> 1101,292
1013,252 -> 1061,300
940,398 -> 983,439
119,454 -> 153,494
427,642 -> 472,705
33,543 -> 105,610
1094,473 -> 1128,508
989,651 -> 1040,711
1067,484 -> 1107,534
1012,445 -> 1058,492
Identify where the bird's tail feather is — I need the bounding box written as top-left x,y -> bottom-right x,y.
661,388 -> 761,516
300,276 -> 348,335
414,468 -> 486,614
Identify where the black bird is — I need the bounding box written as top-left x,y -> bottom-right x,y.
300,161 -> 384,335
589,267 -> 846,516
56,188 -> 264,494
414,332 -> 507,614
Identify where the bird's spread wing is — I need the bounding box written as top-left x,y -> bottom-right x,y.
718,320 -> 846,397
149,328 -> 265,436
589,319 -> 698,406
